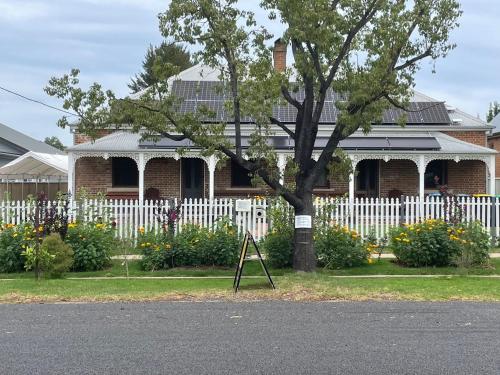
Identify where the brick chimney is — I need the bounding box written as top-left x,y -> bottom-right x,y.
273,38 -> 287,72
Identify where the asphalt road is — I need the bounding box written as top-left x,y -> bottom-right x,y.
0,301 -> 499,375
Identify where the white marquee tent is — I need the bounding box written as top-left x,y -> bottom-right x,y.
0,152 -> 68,179
0,152 -> 68,199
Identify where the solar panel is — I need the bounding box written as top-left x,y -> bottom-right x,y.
169,81 -> 451,126
140,135 -> 440,152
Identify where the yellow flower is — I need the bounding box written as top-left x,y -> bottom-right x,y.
165,244 -> 172,250
403,239 -> 410,243
368,258 -> 373,264
68,223 -> 77,229
138,227 -> 145,234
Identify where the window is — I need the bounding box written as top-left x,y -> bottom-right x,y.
112,158 -> 138,187
425,160 -> 447,189
231,160 -> 252,187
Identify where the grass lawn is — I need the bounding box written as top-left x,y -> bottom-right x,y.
0,259 -> 500,303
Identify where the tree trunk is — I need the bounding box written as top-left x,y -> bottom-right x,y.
293,192 -> 316,272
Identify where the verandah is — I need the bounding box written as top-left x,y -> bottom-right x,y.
1,196 -> 498,242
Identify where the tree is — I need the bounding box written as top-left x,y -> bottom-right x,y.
487,102 -> 500,123
44,136 -> 65,151
45,0 -> 461,272
128,42 -> 193,93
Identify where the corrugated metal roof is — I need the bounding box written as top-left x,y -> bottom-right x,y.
69,131 -> 496,155
69,132 -> 142,152
0,122 -> 65,155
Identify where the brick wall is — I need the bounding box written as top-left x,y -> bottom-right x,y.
75,157 -> 183,199
73,130 -> 113,145
75,157 -> 112,195
447,160 -> 486,195
211,160 -> 349,198
74,154 -> 488,199
379,160 -> 419,197
443,131 -> 487,147
145,158 -> 182,199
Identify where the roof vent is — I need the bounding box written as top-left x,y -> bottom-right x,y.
452,118 -> 463,124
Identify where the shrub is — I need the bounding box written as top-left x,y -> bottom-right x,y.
41,234 -> 74,278
390,219 -> 460,267
171,224 -> 206,267
263,198 -> 294,268
316,225 -> 369,269
138,230 -> 173,271
65,222 -> 114,271
451,221 -> 490,268
22,245 -> 53,275
0,223 -> 34,273
262,230 -> 293,268
201,219 -> 239,267
138,219 -> 240,270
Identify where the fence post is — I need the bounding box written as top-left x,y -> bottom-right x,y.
399,195 -> 406,226
490,196 -> 497,245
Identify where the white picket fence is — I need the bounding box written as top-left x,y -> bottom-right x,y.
0,196 -> 498,242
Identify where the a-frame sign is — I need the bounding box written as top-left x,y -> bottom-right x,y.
233,231 -> 275,293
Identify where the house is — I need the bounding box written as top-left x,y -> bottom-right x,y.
0,122 -> 64,167
66,45 -> 496,202
487,113 -> 500,193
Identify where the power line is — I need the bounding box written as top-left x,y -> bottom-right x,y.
0,85 -> 79,117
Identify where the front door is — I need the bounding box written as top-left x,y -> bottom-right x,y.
182,159 -> 204,199
356,160 -> 379,198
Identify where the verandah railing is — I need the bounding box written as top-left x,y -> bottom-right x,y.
0,196 -> 498,242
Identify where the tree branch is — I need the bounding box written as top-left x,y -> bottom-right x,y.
394,48 -> 432,71
158,132 -> 188,142
384,94 -> 444,113
216,143 -> 303,208
306,42 -> 325,86
281,86 -> 302,110
325,0 -> 380,86
270,117 -> 295,139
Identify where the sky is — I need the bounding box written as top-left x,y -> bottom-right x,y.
0,0 -> 498,146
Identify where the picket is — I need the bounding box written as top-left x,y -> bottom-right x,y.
0,196 -> 499,242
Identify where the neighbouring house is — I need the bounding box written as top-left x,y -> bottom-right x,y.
67,44 -> 496,202
487,113 -> 500,193
0,122 -> 64,166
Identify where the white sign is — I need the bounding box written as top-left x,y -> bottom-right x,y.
235,199 -> 252,212
295,215 -> 312,229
